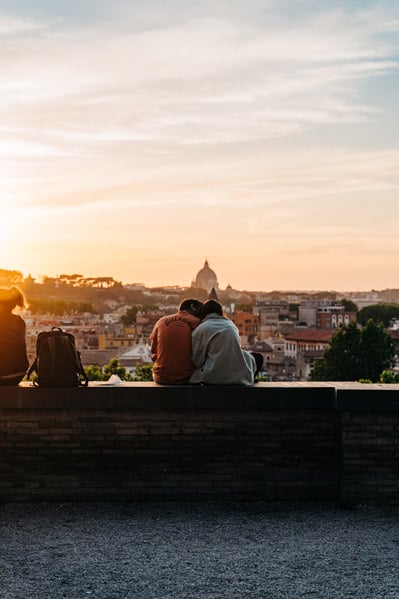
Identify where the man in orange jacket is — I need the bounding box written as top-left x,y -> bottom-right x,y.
150,298 -> 203,384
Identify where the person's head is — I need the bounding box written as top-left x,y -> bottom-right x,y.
179,298 -> 203,316
199,299 -> 223,319
0,287 -> 26,314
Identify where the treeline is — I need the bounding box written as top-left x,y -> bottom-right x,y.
28,299 -> 97,316
85,359 -> 153,382
120,305 -> 159,325
358,303 -> 399,327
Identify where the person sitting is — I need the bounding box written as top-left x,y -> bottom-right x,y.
0,287 -> 29,385
189,299 -> 263,386
150,298 -> 203,385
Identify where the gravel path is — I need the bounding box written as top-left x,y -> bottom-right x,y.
0,502 -> 398,598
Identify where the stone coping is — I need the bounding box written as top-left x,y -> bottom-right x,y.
0,381 -> 399,410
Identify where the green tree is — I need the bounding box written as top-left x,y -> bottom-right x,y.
379,369 -> 399,383
121,304 -> 159,326
85,364 -> 104,381
103,358 -> 132,381
134,364 -> 154,381
121,305 -> 139,326
0,269 -> 23,287
28,299 -> 96,315
359,319 -> 395,382
340,298 -> 358,312
311,321 -> 362,381
358,303 -> 399,327
311,319 -> 395,382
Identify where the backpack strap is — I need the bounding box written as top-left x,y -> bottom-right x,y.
27,358 -> 37,380
76,351 -> 89,386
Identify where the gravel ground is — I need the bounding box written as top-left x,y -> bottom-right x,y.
0,501 -> 398,599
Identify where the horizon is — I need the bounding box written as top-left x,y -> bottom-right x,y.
3,264 -> 396,296
2,0 -> 399,291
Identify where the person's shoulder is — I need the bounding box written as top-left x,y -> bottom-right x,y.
0,313 -> 25,328
9,313 -> 24,323
156,312 -> 178,323
186,313 -> 201,324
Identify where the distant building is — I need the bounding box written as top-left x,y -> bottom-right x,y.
192,260 -> 219,293
225,283 -> 240,300
98,325 -> 136,351
136,309 -> 165,339
298,302 -> 357,329
285,329 -> 333,380
229,311 -> 259,345
285,329 -> 333,358
317,306 -> 357,330
254,301 -> 290,339
208,287 -> 220,301
119,340 -> 152,374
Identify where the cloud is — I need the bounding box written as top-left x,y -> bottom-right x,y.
1,4 -> 398,153
1,2 -> 399,241
0,15 -> 48,35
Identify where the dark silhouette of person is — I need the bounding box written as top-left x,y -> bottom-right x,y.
0,287 -> 29,385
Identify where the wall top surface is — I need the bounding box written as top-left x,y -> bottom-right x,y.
0,381 -> 399,411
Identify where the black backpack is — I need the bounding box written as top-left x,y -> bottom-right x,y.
28,327 -> 89,387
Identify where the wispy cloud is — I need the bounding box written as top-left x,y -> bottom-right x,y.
1,4 -> 398,155
1,1 -> 399,289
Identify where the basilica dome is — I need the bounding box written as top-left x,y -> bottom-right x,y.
193,260 -> 219,292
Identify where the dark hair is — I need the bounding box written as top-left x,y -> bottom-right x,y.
179,298 -> 203,315
200,299 -> 223,319
0,287 -> 26,312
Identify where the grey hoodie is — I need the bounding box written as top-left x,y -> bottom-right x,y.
189,313 -> 256,385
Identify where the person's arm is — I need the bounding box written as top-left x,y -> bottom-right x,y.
191,327 -> 208,368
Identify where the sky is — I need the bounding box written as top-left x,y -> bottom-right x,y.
1,0 -> 399,292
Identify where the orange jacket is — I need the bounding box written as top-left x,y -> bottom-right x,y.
150,310 -> 200,384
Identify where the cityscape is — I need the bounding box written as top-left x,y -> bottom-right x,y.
1,1 -> 399,596
3,260 -> 399,382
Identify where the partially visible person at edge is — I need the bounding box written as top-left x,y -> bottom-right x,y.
150,298 -> 203,385
189,299 -> 263,386
0,287 -> 29,385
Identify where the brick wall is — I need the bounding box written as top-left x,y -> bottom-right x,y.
337,386 -> 399,505
0,382 -> 398,504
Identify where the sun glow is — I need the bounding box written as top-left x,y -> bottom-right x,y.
0,2 -> 398,290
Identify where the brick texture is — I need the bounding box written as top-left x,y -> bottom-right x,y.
0,383 -> 339,502
1,382 -> 398,504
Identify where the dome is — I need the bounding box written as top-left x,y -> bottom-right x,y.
193,260 -> 219,292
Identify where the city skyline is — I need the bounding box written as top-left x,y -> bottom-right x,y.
1,1 -> 399,291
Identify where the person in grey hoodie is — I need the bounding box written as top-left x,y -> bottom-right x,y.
189,300 -> 263,386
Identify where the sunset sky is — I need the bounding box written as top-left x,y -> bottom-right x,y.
1,0 -> 399,291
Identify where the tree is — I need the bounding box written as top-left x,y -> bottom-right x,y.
340,298 -> 358,312
359,320 -> 395,382
379,370 -> 399,383
85,364 -> 104,381
311,319 -> 395,382
311,321 -> 362,381
0,269 -> 23,287
28,299 -> 96,315
121,304 -> 159,326
134,364 -> 154,381
103,358 -> 132,381
358,303 -> 399,327
121,305 -> 139,326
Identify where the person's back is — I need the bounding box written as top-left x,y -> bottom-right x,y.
189,300 -> 261,386
150,299 -> 202,385
0,287 -> 29,385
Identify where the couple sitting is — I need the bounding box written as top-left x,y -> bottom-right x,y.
150,298 -> 263,386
